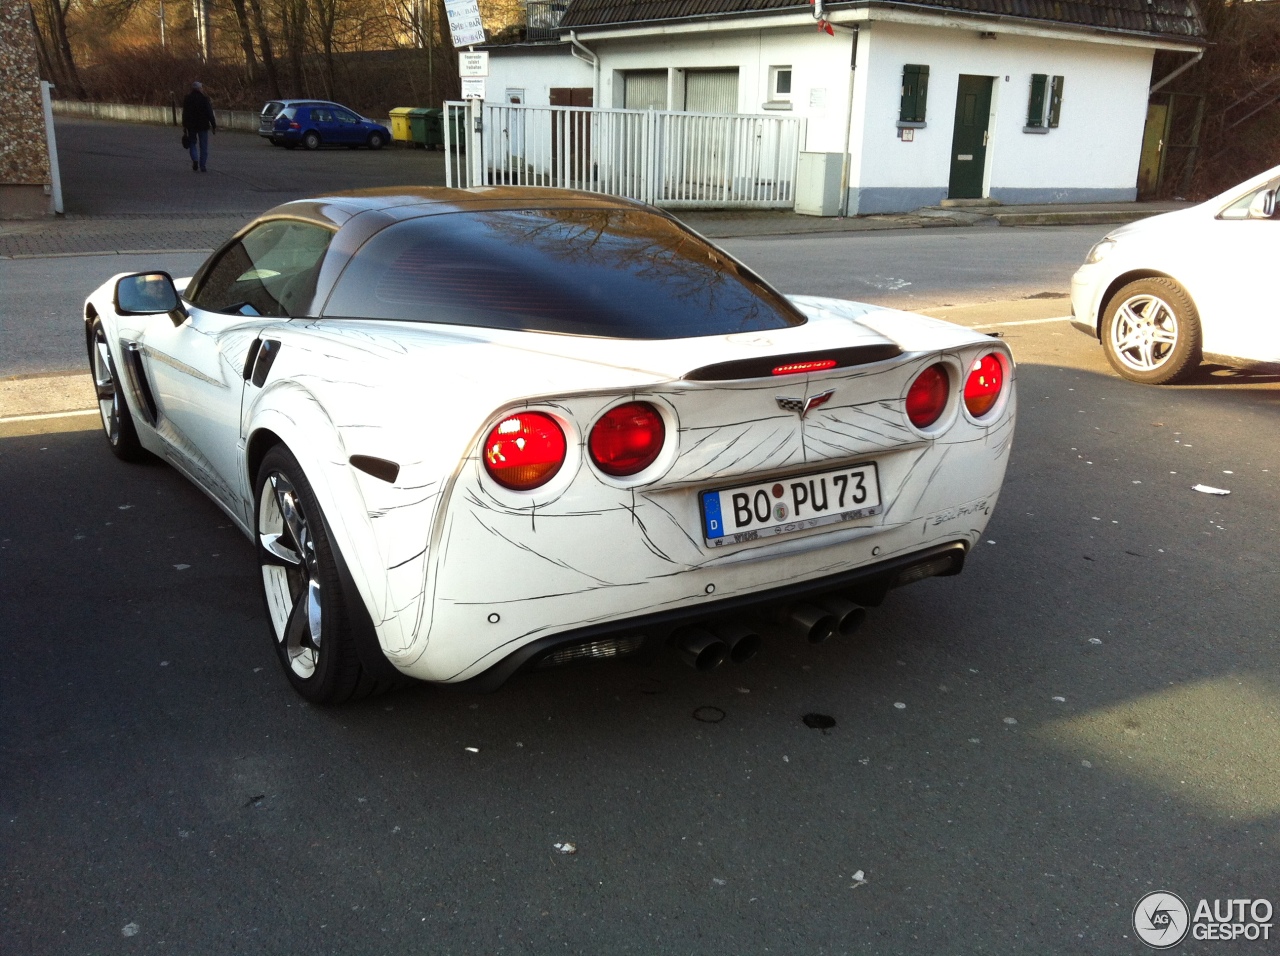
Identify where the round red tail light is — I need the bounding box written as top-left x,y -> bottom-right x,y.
589,402 -> 666,477
483,412 -> 566,490
905,363 -> 950,428
964,353 -> 1004,418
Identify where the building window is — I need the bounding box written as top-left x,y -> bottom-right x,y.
770,66 -> 793,102
899,64 -> 929,125
1026,74 -> 1064,131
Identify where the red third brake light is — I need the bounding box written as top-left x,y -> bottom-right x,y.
905,363 -> 950,428
483,412 -> 566,490
589,402 -> 665,476
772,358 -> 838,376
964,353 -> 1004,418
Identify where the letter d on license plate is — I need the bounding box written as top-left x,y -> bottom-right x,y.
701,462 -> 882,547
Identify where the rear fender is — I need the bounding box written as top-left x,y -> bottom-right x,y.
246,388 -> 419,674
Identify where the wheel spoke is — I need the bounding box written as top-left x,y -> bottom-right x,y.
260,531 -> 302,565
1115,327 -> 1145,353
283,585 -> 310,648
306,578 -> 323,648
1137,340 -> 1156,369
272,479 -> 309,558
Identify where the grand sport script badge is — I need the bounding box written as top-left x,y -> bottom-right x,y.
776,389 -> 835,420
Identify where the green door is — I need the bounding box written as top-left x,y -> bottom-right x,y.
948,75 -> 994,200
1136,102 -> 1169,198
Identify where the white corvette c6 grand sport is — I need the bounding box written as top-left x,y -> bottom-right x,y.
84,187 -> 1016,703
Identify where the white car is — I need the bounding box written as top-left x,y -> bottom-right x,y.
1071,164 -> 1280,383
84,187 -> 1016,703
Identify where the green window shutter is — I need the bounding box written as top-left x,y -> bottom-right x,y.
1027,73 -> 1048,128
1048,75 -> 1064,128
900,64 -> 929,123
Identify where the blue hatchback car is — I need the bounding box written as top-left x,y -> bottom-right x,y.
271,104 -> 390,151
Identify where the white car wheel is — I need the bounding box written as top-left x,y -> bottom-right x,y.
1101,278 -> 1201,385
255,446 -> 382,704
88,320 -> 146,461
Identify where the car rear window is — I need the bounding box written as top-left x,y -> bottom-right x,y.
262,102 -> 285,117
322,207 -> 805,338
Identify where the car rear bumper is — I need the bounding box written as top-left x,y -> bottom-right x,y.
455,539 -> 970,690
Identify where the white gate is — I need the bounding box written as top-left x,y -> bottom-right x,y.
444,100 -> 806,209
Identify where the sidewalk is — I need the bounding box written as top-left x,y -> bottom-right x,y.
0,200 -> 1189,258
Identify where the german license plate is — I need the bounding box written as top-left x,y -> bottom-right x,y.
700,463 -> 882,547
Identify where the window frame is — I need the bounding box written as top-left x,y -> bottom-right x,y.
898,64 -> 929,127
769,65 -> 793,103
185,217 -> 337,318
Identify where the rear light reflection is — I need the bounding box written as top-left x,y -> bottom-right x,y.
483,412 -> 566,490
589,402 -> 665,476
905,364 -> 950,428
964,353 -> 1004,417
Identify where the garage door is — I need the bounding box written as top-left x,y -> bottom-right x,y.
624,71 -> 667,110
684,69 -> 739,114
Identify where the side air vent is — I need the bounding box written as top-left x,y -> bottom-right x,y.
349,455 -> 400,484
250,339 -> 281,388
123,343 -> 158,425
684,344 -> 903,382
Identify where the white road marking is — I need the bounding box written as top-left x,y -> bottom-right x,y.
0,408 -> 97,423
972,315 -> 1073,329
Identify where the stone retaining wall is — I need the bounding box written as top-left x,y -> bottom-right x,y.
53,100 -> 262,133
0,1 -> 53,218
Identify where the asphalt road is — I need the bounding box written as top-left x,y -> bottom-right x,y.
3,119 -> 1279,955
56,117 -> 448,216
4,322 -> 1277,955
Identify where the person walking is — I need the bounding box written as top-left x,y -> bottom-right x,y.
181,81 -> 217,172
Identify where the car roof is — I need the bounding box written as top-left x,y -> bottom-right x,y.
258,187 -> 650,225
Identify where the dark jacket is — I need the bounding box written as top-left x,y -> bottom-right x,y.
181,90 -> 216,133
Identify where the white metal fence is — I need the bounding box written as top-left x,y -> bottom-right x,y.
444,100 -> 806,209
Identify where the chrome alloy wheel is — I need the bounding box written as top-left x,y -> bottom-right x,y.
91,326 -> 121,442
258,471 -> 324,679
1107,293 -> 1180,374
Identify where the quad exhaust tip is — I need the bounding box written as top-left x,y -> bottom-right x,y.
674,626 -> 728,672
782,596 -> 866,644
674,622 -> 762,670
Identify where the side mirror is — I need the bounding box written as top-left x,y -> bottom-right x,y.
1247,188 -> 1276,220
114,272 -> 187,324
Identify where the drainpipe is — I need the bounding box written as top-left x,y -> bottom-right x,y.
1149,50 -> 1203,95
835,25 -> 860,217
567,31 -> 600,106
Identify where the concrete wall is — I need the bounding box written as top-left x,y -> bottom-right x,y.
0,0 -> 53,218
486,45 -> 595,105
851,21 -> 1153,213
53,99 -> 263,133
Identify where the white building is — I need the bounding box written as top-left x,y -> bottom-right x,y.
485,0 -> 1205,213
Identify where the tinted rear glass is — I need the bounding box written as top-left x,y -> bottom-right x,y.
322,207 -> 805,338
262,102 -> 284,117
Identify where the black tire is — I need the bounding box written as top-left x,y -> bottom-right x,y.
302,130 -> 322,151
87,319 -> 147,462
254,445 -> 389,704
367,131 -> 385,150
1100,277 -> 1202,385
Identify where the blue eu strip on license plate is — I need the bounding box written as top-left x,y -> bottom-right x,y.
701,462 -> 882,547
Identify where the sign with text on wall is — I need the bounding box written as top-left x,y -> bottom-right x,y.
459,51 -> 489,77
461,77 -> 487,100
444,0 -> 485,47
